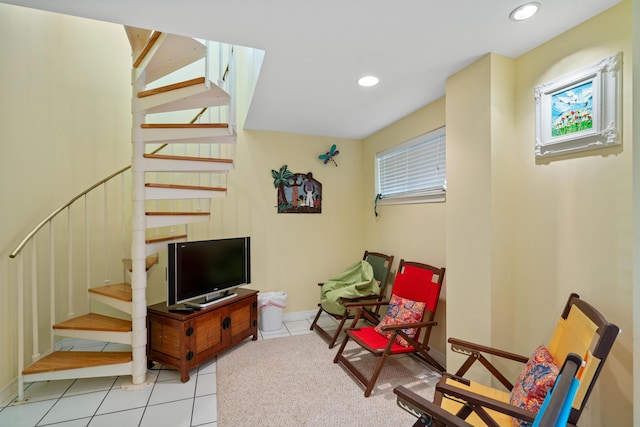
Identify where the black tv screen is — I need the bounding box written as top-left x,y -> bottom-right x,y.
167,237 -> 251,307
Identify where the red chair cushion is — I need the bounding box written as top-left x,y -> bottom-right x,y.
350,326 -> 416,354
374,294 -> 425,347
392,263 -> 439,311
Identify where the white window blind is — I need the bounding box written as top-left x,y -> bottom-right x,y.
376,127 -> 446,204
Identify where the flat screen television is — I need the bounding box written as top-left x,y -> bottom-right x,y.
167,237 -> 251,308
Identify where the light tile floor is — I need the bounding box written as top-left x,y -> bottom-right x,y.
0,312 -> 335,427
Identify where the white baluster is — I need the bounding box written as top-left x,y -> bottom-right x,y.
67,208 -> 74,317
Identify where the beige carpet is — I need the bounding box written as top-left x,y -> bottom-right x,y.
216,332 -> 440,426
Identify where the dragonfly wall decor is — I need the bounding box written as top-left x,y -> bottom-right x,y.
319,144 -> 339,166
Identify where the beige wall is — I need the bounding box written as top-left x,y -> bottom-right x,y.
361,98 -> 448,358
362,1 -> 634,424
442,2 -> 633,425
145,128 -> 365,312
445,54 -> 496,376
633,0 -> 640,422
0,4 -> 132,398
489,54 -> 519,365
511,3 -> 633,424
444,52 -> 521,379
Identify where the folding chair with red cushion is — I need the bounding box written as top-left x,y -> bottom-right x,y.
333,259 -> 445,397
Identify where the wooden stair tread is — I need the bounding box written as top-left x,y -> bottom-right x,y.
146,183 -> 226,192
141,123 -> 228,129
88,283 -> 132,302
23,351 -> 132,375
53,313 -> 131,332
146,211 -> 210,216
138,77 -> 206,98
146,234 -> 188,244
122,254 -> 159,272
143,153 -> 233,163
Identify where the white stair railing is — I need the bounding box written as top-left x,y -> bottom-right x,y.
10,166 -> 132,400
30,242 -> 40,361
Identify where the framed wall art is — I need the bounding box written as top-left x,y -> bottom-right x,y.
534,52 -> 622,158
271,165 -> 322,214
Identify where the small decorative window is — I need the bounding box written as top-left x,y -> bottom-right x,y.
375,127 -> 446,204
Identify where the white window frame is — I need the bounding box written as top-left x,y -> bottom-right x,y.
375,127 -> 446,205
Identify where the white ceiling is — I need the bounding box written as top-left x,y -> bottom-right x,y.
1,0 -> 623,139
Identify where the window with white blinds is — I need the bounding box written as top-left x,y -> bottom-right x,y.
375,127 -> 446,204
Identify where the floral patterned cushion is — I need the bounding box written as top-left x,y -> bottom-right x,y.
510,344 -> 560,427
374,294 -> 425,347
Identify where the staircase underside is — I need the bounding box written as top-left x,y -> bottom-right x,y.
138,77 -> 230,114
88,283 -> 133,315
88,283 -> 132,302
145,234 -> 188,256
122,254 -> 160,272
133,33 -> 206,84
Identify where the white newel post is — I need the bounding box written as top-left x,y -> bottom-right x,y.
130,70 -> 149,386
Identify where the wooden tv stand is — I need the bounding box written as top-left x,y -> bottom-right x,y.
147,288 -> 258,382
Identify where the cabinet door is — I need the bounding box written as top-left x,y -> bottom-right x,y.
192,308 -> 225,362
227,297 -> 255,346
148,315 -> 183,361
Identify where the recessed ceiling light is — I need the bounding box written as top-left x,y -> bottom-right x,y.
358,75 -> 379,87
509,2 -> 540,21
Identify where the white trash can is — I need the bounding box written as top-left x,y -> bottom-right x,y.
258,292 -> 287,332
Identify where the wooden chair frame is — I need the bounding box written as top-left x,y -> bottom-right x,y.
333,260 -> 445,397
310,251 -> 394,348
395,293 -> 619,426
394,353 -> 584,427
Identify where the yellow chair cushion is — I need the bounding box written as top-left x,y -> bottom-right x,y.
547,304 -> 599,410
574,349 -> 600,409
547,304 -> 597,364
441,378 -> 513,427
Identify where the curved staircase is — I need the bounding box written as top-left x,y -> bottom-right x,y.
17,27 -> 236,396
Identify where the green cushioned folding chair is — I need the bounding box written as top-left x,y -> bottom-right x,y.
310,251 -> 394,348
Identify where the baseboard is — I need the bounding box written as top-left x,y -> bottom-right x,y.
283,310 -> 317,322
428,347 -> 446,369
